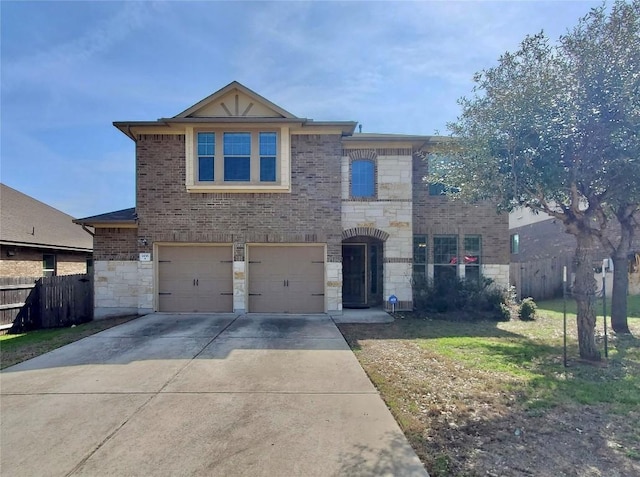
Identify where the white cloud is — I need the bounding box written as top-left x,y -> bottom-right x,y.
0,0 -> 605,215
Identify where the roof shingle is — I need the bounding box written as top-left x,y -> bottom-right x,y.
0,184 -> 93,251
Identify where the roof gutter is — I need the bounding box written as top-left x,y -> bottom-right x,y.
0,240 -> 93,253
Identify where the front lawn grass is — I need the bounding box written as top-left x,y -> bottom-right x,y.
338,298 -> 640,476
536,294 -> 640,319
0,315 -> 139,369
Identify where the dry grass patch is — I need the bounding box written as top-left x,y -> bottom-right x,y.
339,307 -> 640,477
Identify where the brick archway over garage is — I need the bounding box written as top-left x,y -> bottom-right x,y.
342,227 -> 389,242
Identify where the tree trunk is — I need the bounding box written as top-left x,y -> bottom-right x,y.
609,208 -> 635,334
573,232 -> 601,361
611,255 -> 631,334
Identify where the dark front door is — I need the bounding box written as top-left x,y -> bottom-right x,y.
343,244 -> 366,306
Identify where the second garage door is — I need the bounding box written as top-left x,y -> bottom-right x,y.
248,245 -> 325,313
157,245 -> 233,312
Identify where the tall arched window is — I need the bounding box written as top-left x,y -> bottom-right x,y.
351,159 -> 375,198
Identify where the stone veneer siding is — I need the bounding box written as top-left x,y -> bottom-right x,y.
342,151 -> 414,310
94,260 -> 152,318
412,155 -> 509,288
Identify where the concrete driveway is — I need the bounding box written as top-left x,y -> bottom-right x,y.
1,313 -> 427,476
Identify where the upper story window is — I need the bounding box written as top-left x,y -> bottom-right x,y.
510,233 -> 520,254
224,132 -> 251,181
259,132 -> 277,182
198,132 -> 215,181
186,127 -> 291,193
351,159 -> 375,198
428,154 -> 459,196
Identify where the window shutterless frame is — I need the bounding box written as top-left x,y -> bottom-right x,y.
413,235 -> 428,280
43,253 -> 56,277
351,159 -> 375,198
193,129 -> 280,185
433,235 -> 458,282
197,132 -> 215,181
186,126 -> 290,193
464,235 -> 481,282
223,132 -> 251,181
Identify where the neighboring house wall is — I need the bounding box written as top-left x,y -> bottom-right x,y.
0,183 -> 93,279
631,254 -> 640,295
510,217 -> 639,299
0,245 -> 89,278
412,155 -> 510,288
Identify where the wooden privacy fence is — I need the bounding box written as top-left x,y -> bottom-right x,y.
0,274 -> 93,333
510,257 -> 574,301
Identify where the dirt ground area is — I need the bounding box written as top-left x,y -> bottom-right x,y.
339,318 -> 640,477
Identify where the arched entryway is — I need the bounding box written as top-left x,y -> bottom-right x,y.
342,228 -> 388,308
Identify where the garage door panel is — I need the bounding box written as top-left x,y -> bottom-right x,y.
159,279 -> 193,295
194,293 -> 233,313
248,245 -> 325,313
157,245 -> 233,313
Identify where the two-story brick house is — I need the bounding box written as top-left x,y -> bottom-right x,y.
77,82 -> 509,318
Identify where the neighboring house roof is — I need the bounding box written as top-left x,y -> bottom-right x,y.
74,208 -> 137,228
0,183 -> 93,252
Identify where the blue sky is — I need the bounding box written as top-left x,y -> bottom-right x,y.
1,0 -> 602,218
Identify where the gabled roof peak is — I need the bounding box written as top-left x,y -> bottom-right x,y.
174,81 -> 298,120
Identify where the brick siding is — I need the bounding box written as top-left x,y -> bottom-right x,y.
93,228 -> 138,261
134,134 -> 343,261
412,155 -> 509,265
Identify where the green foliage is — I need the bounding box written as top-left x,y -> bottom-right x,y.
536,295 -> 640,320
499,302 -> 513,322
519,297 -> 538,321
430,453 -> 452,477
413,275 -> 510,321
432,0 -> 640,360
434,0 -> 640,215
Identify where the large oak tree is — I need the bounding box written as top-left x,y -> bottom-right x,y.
435,1 -> 639,360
